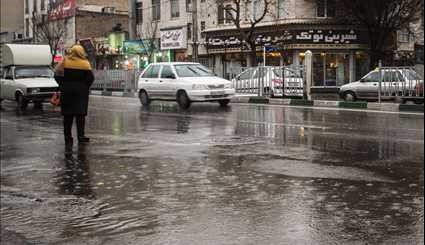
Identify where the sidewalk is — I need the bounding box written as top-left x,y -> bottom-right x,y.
89,90 -> 424,113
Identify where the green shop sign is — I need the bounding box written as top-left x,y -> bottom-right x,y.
123,39 -> 159,55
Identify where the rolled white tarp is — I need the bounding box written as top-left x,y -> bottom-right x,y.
1,44 -> 52,67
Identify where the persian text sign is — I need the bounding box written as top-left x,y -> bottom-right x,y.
160,28 -> 187,50
48,0 -> 76,20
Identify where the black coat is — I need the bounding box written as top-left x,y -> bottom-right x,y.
55,68 -> 94,115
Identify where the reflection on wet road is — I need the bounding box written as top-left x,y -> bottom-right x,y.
1,96 -> 424,244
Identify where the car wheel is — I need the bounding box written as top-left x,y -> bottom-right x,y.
139,90 -> 151,106
218,99 -> 230,107
16,93 -> 28,109
343,91 -> 357,102
177,91 -> 191,109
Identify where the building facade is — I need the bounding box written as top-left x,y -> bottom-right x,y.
23,0 -> 129,67
204,0 -> 371,88
1,0 -> 25,43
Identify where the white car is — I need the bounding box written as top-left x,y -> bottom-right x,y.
0,66 -> 59,109
232,66 -> 304,97
339,68 -> 424,103
137,62 -> 235,109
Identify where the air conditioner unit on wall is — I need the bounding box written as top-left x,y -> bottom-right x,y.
102,7 -> 116,14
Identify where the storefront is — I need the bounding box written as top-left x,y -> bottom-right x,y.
205,25 -> 371,88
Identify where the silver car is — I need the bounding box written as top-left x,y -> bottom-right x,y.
232,66 -> 304,97
339,68 -> 424,103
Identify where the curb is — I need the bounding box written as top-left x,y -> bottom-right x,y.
89,91 -> 424,113
399,104 -> 424,112
339,101 -> 368,109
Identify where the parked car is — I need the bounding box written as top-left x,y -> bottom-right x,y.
232,66 -> 304,97
137,62 -> 235,109
0,44 -> 59,109
339,68 -> 424,104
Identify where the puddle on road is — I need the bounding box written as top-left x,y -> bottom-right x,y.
247,159 -> 396,183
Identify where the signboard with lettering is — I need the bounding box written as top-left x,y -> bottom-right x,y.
79,38 -> 96,67
48,0 -> 76,20
206,29 -> 369,49
123,39 -> 159,54
160,28 -> 187,50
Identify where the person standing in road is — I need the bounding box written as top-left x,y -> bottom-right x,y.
54,45 -> 94,146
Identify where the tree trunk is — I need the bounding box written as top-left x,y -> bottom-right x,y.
248,43 -> 257,67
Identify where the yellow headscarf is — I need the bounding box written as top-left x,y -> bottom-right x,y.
63,45 -> 92,70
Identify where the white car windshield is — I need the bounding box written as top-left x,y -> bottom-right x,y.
174,64 -> 214,77
15,67 -> 53,79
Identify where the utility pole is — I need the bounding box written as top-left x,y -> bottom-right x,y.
192,0 -> 198,62
128,0 -> 136,40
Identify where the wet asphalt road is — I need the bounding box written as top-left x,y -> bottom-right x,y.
1,96 -> 424,245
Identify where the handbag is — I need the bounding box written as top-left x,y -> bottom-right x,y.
50,91 -> 61,106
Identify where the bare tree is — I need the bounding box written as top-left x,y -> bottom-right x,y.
137,21 -> 159,63
31,12 -> 66,66
210,0 -> 273,67
340,0 -> 423,68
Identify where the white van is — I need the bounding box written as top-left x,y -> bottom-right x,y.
0,44 -> 59,109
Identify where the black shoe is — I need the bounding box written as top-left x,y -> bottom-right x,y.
78,136 -> 90,143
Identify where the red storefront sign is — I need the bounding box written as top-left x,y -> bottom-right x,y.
48,0 -> 76,20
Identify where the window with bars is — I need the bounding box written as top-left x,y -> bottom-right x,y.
33,0 -> 38,13
277,0 -> 287,18
136,2 -> 143,24
25,18 -> 30,37
225,5 -> 233,23
187,23 -> 192,40
171,0 -> 180,18
200,21 -> 205,38
316,0 -> 335,18
152,0 -> 161,21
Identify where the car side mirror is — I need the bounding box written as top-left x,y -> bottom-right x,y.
360,78 -> 366,83
166,74 -> 176,79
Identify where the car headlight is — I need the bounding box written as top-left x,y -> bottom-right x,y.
192,84 -> 209,90
27,88 -> 40,94
224,83 -> 232,89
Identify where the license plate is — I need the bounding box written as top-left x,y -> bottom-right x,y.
211,91 -> 225,96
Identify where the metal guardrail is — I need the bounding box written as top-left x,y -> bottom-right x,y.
91,69 -> 141,93
378,63 -> 424,103
232,66 -> 305,97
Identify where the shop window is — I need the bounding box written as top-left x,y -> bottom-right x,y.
355,51 -> 369,80
171,0 -> 180,18
313,53 -> 349,87
152,0 -> 161,21
317,0 -> 335,18
313,54 -> 324,86
136,2 -> 143,24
